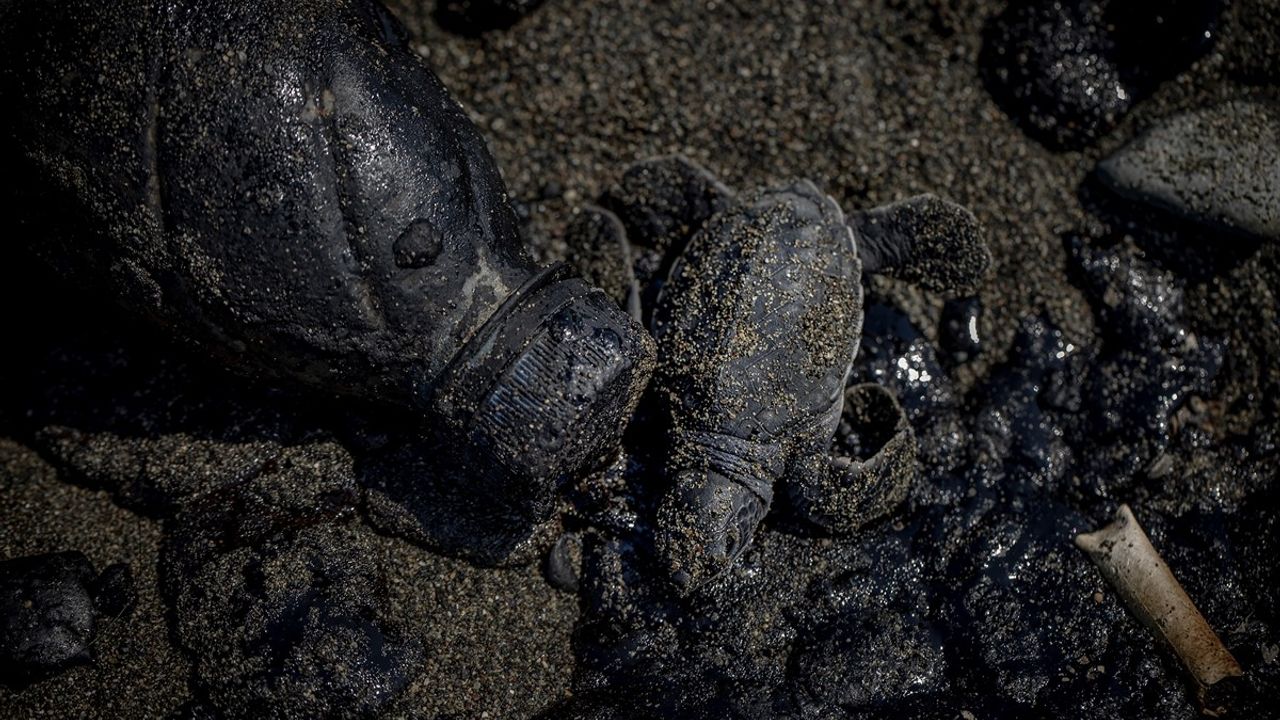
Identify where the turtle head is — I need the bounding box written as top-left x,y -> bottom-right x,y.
653,467 -> 770,593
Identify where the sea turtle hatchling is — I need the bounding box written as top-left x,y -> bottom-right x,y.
583,157 -> 991,590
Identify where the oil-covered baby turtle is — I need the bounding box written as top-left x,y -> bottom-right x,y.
0,0 -> 655,512
650,180 -> 867,590
590,158 -> 989,590
569,158 -> 989,589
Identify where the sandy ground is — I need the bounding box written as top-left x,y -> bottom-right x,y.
2,0 -> 1277,717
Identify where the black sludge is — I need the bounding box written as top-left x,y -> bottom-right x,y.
0,0 -> 653,513
160,444 -> 423,718
651,181 -> 863,590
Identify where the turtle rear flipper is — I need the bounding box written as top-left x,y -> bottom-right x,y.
788,383 -> 918,534
852,194 -> 991,294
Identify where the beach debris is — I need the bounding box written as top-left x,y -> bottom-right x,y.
1098,101 -> 1280,244
1075,504 -> 1243,714
0,0 -> 654,524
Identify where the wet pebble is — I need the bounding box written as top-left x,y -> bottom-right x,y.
545,532 -> 584,593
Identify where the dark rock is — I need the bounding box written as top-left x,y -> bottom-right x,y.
1098,101 -> 1280,244
0,551 -> 97,681
982,0 -> 1222,149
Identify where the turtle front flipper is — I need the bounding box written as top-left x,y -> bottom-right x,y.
851,194 -> 991,294
651,181 -> 863,591
603,155 -> 737,324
